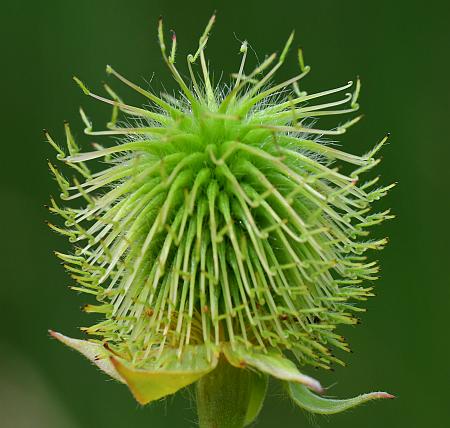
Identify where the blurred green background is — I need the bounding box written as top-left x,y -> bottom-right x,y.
1,0 -> 449,427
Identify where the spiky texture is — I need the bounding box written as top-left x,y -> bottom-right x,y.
47,15 -> 393,371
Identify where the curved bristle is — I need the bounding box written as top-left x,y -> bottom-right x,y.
48,18 -> 392,369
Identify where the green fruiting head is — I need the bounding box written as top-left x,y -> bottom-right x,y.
48,14 -> 394,416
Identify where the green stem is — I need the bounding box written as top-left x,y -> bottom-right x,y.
196,357 -> 253,428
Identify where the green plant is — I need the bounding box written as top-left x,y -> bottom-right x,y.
47,14 -> 394,428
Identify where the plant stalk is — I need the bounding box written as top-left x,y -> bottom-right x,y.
196,357 -> 253,428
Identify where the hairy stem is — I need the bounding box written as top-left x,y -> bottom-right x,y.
196,357 -> 253,428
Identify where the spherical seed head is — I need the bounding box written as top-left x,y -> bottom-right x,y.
48,17 -> 393,376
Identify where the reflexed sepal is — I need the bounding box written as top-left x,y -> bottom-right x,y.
49,330 -> 124,382
111,345 -> 219,404
223,343 -> 323,393
244,373 -> 268,427
50,331 -> 219,404
286,381 -> 394,414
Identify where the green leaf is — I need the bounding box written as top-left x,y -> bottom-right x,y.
244,373 -> 268,427
287,381 -> 395,414
111,345 -> 218,404
223,343 -> 323,393
49,330 -> 124,382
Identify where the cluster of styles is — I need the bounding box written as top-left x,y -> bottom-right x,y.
47,14 -> 394,423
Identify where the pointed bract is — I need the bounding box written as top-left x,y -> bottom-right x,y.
110,346 -> 218,404
287,381 -> 395,414
224,344 -> 323,393
49,330 -> 124,382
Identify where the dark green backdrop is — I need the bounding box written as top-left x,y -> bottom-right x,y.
1,1 -> 449,427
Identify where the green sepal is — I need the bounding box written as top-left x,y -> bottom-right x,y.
49,330 -> 124,382
286,381 -> 394,414
111,345 -> 218,404
244,373 -> 268,427
51,331 -> 219,405
223,343 -> 323,393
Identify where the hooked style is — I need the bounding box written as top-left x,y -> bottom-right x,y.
47,14 -> 394,423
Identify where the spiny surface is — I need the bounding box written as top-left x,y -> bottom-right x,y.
48,17 -> 393,369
